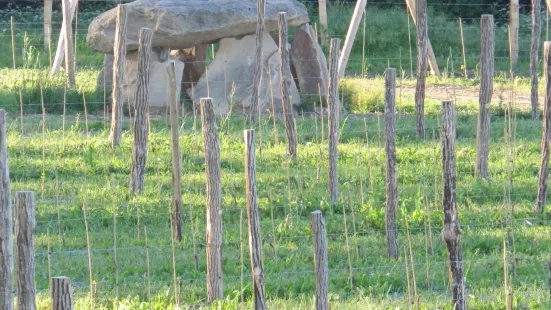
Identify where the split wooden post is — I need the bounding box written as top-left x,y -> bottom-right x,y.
251,0 -> 266,123
167,62 -> 183,241
108,4 -> 127,148
201,98 -> 224,302
405,0 -> 440,76
278,12 -> 298,158
0,110 -> 13,310
414,0 -> 428,138
441,100 -> 466,310
476,15 -> 494,178
536,42 -> 551,213
319,0 -> 328,46
61,0 -> 75,88
337,0 -> 368,78
311,211 -> 329,310
384,68 -> 399,260
531,0 -> 542,120
51,0 -> 77,76
328,38 -> 341,206
44,0 -> 53,51
15,191 -> 37,310
244,129 -> 267,310
50,277 -> 74,310
510,0 -> 520,66
130,28 -> 153,193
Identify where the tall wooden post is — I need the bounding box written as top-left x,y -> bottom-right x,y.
130,28 -> 153,193
61,0 -> 75,88
510,0 -> 520,66
415,0 -> 428,138
278,12 -> 298,158
319,0 -> 328,46
44,0 -> 53,51
311,211 -> 329,310
476,15 -> 494,178
251,0 -> 266,123
201,98 -> 224,302
441,100 -> 465,310
405,0 -> 440,76
51,0 -> 77,76
531,0 -> 542,120
244,129 -> 267,310
167,62 -> 183,241
108,4 -> 127,148
0,110 -> 13,310
328,38 -> 341,206
15,191 -> 37,310
337,0 -> 368,78
536,42 -> 551,213
384,68 -> 398,260
51,277 -> 74,310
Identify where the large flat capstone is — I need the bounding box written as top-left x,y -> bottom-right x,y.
87,0 -> 309,54
188,33 -> 300,116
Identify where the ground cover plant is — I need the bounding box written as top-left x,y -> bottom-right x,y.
0,1 -> 550,309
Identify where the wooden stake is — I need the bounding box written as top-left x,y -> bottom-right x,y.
338,0 -> 368,78
459,18 -> 468,78
244,129 -> 267,310
61,0 -> 75,87
130,28 -> 153,193
536,42 -> 551,212
0,113 -> 13,310
414,0 -> 428,138
47,229 -> 52,296
82,93 -> 89,137
385,68 -> 399,260
341,196 -> 354,290
169,214 -> 179,306
51,0 -> 77,76
250,0 -> 265,123
328,39 -> 341,206
405,0 -> 440,76
441,100 -> 466,310
201,98 -> 224,302
108,4 -> 127,148
167,62 -> 183,240
404,213 -> 418,308
311,211 -> 329,310
11,16 -> 16,70
40,76 -> 46,200
44,0 -> 53,52
50,277 -> 74,310
82,201 -> 94,307
407,12 -> 413,78
319,0 -> 328,46
531,0 -> 542,120
476,15 -> 494,178
15,191 -> 37,310
509,0 -> 519,66
278,12 -> 298,158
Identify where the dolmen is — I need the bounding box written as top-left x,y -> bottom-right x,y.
88,0 -> 329,115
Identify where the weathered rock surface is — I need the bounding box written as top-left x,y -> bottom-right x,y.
87,0 -> 309,54
124,50 -> 185,110
290,24 -> 328,95
97,54 -> 114,93
188,33 -> 300,116
171,45 -> 207,93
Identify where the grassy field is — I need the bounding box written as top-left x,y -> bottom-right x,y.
0,2 -> 550,310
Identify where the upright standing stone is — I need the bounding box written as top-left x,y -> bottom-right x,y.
172,45 -> 207,92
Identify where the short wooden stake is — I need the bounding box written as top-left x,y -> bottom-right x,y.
15,191 -> 37,310
328,38 -> 341,206
536,42 -> 551,213
531,0 -> 542,120
82,202 -> 94,307
167,62 -> 183,240
61,0 -> 75,87
130,28 -> 153,193
250,0 -> 266,123
414,0 -> 428,138
0,109 -> 13,310
244,129 -> 267,310
385,68 -> 398,260
50,277 -> 74,310
476,15 -> 494,178
201,98 -> 224,302
441,100 -> 466,310
278,12 -> 298,158
311,211 -> 329,310
108,4 -> 127,148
